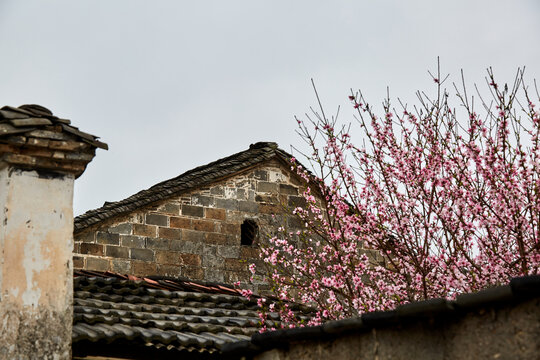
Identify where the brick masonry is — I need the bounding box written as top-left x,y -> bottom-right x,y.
74,160 -> 308,293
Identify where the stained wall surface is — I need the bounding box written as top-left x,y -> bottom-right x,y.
73,160 -> 307,292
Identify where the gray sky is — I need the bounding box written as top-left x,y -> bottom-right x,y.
1,1 -> 539,215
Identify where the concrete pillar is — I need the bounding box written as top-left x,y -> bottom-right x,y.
0,104 -> 107,359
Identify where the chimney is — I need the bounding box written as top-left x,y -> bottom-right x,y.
0,105 -> 107,359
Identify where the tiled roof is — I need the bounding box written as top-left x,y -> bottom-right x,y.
72,270 -> 312,359
0,104 -> 107,150
222,275 -> 540,358
74,142 -> 294,233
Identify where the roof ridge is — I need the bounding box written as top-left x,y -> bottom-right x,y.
74,142 -> 291,232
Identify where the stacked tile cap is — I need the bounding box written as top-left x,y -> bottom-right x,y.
0,104 -> 107,177
72,270 -> 313,358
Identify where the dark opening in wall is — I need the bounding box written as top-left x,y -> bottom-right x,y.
241,219 -> 258,246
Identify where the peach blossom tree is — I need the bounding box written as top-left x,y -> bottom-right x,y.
256,66 -> 540,327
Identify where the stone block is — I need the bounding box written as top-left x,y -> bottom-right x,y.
224,258 -> 248,272
159,227 -> 182,240
108,223 -> 133,235
157,202 -> 181,215
121,235 -> 146,248
288,215 -> 304,229
258,181 -> 278,193
205,207 -> 226,221
218,245 -> 240,258
253,169 -> 268,181
73,256 -> 84,269
157,265 -> 182,277
111,258 -> 131,273
105,246 -> 129,259
210,186 -> 224,196
145,213 -> 168,226
288,195 -> 307,208
182,205 -> 204,217
181,253 -> 202,266
205,232 -> 228,245
80,243 -> 103,256
222,223 -> 240,235
132,261 -> 157,276
279,184 -> 298,195
202,252 -> 224,267
170,216 -> 191,229
146,238 -> 171,250
182,266 -> 204,280
96,231 -> 120,245
193,219 -> 215,232
76,231 -> 95,243
86,257 -> 109,271
240,246 -> 260,259
192,195 -> 215,207
182,229 -> 205,242
204,268 -> 225,282
170,240 -> 203,253
215,198 -> 238,211
131,248 -> 154,262
133,224 -> 157,237
259,204 -> 282,214
155,251 -> 183,266
239,201 -> 259,213
236,188 -> 247,200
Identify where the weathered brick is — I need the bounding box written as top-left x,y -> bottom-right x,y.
80,243 -> 103,256
218,245 -> 240,259
86,257 -> 109,271
258,181 -> 278,193
182,229 -> 205,242
181,253 -> 202,267
111,258 -> 131,273
96,231 -> 120,245
105,246 -> 129,258
132,261 -> 157,276
131,248 -> 154,262
155,251 -> 183,266
76,231 -> 95,243
159,227 -> 182,240
182,205 -> 204,217
182,266 -> 204,280
133,224 -> 157,237
121,235 -> 146,248
108,223 -> 133,235
253,170 -> 268,181
259,204 -> 282,214
204,268 -> 224,282
215,198 -> 238,211
205,232 -> 228,245
279,184 -> 298,195
170,240 -> 203,253
222,223 -> 240,235
224,258 -> 248,272
238,201 -> 259,213
288,196 -> 307,208
170,216 -> 191,229
157,202 -> 181,215
240,246 -> 259,259
146,213 -> 168,226
157,265 -> 182,277
210,186 -> 224,196
73,256 -> 84,269
202,252 -> 223,267
73,242 -> 80,253
146,238 -> 170,250
192,219 -> 215,232
205,208 -> 226,221
192,195 -> 214,207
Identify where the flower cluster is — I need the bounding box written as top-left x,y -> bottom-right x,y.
255,67 -> 540,327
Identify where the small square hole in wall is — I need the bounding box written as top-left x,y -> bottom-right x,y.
241,219 -> 258,246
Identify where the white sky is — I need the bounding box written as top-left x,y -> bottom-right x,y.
1,1 -> 539,215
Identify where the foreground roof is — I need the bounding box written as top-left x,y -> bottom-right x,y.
72,270 -> 311,359
75,142 -> 293,233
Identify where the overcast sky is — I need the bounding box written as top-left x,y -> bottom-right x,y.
1,1 -> 539,215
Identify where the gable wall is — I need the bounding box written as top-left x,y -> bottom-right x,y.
73,159 -> 307,292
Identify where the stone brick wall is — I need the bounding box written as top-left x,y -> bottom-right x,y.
74,160 -> 307,292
